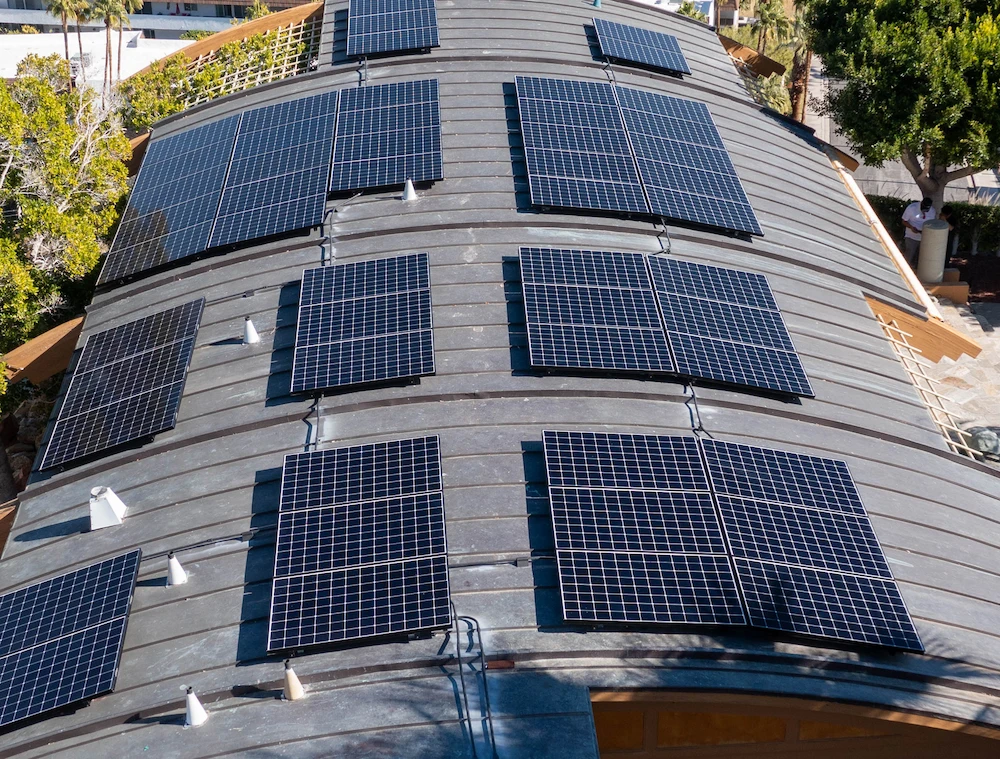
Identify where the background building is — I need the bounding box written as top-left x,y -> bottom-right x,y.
1,1 -> 998,757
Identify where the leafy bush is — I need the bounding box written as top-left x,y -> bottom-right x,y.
867,194 -> 1000,256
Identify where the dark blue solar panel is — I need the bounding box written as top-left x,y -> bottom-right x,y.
520,248 -> 674,373
210,91 -> 338,248
329,80 -> 442,192
290,254 -> 434,394
515,77 -> 647,215
615,86 -> 762,235
550,488 -> 724,554
269,435 -> 449,651
40,300 -> 204,469
543,430 -> 744,626
701,439 -> 864,515
647,256 -> 812,397
558,551 -> 745,625
543,430 -> 708,492
0,551 -> 140,658
269,556 -> 451,649
593,17 -> 691,75
0,618 -> 128,728
736,559 -> 923,652
100,115 -> 240,285
0,550 -> 140,729
280,436 -> 441,512
274,492 -> 445,577
346,0 -> 439,58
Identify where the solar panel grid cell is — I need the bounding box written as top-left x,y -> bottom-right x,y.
40,300 -> 204,469
268,435 -> 450,651
515,77 -> 648,215
210,91 -> 338,248
346,0 -> 439,57
329,80 -> 442,192
593,17 -> 692,75
290,253 -> 434,394
99,115 -> 241,285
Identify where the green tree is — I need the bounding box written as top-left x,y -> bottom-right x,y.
91,0 -> 121,90
809,0 -> 1000,208
677,1 -> 708,22
784,1 -> 813,122
245,0 -> 270,19
0,55 -> 129,363
71,0 -> 91,82
752,0 -> 792,54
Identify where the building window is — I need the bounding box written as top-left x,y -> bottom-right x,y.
215,3 -> 231,16
183,2 -> 197,10
140,2 -> 152,13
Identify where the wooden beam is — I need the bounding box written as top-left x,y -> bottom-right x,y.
3,316 -> 84,385
865,296 -> 981,362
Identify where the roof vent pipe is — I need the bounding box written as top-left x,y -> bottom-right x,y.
185,687 -> 209,727
89,487 -> 126,530
243,316 -> 260,345
402,178 -> 417,202
283,659 -> 305,701
167,552 -> 188,586
593,0 -> 601,7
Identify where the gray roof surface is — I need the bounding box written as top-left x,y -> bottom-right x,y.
3,1 -> 1000,756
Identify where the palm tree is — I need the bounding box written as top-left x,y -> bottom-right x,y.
71,0 -> 91,83
751,0 -> 791,55
91,0 -> 120,91
117,0 -> 143,82
785,2 -> 813,122
44,0 -> 74,75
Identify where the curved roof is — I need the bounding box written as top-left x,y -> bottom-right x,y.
3,1 -> 1000,755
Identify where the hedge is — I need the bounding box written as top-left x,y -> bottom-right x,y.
866,194 -> 1000,256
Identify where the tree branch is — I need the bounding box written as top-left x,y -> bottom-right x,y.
943,165 -> 991,184
899,147 -> 923,180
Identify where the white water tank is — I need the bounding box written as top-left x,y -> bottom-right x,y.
918,219 -> 950,283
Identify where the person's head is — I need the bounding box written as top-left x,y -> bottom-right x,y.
941,204 -> 953,219
920,197 -> 933,211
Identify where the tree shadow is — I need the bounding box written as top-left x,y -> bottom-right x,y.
235,466 -> 283,665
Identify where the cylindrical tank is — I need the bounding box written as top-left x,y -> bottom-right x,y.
918,219 -> 950,283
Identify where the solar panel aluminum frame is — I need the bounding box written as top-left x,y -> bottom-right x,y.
346,0 -> 440,59
267,436 -> 451,652
592,17 -> 692,76
0,549 -> 141,729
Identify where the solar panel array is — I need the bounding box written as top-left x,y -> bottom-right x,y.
543,431 -> 923,652
40,299 -> 204,470
330,80 -> 443,193
210,91 -> 339,248
520,247 -> 673,373
514,76 -> 762,236
100,91 -> 339,286
544,430 -> 745,625
268,436 -> 450,650
100,115 -> 241,285
593,17 -> 691,76
519,248 -> 811,397
0,550 -> 141,728
647,256 -> 812,396
346,0 -> 439,58
291,253 -> 434,393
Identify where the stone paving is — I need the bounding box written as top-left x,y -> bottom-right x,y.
922,299 -> 1000,457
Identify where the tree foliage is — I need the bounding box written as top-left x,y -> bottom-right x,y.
0,55 -> 129,361
809,0 -> 1000,205
676,2 -> 708,22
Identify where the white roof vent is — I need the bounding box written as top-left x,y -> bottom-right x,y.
243,317 -> 261,345
185,687 -> 209,727
89,487 -> 126,530
402,178 -> 417,202
283,660 -> 305,701
167,552 -> 188,586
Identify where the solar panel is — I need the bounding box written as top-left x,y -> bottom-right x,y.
329,80 -> 442,193
290,253 -> 434,393
543,430 -> 745,626
520,247 -> 674,373
100,115 -> 240,285
616,86 -> 762,235
593,17 -> 691,75
40,300 -> 204,469
268,435 -> 450,651
0,550 -> 141,728
346,0 -> 439,58
210,91 -> 339,249
702,439 -> 922,652
0,551 -> 140,658
647,257 -> 812,396
515,77 -> 648,215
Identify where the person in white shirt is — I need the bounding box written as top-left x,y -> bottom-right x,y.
901,197 -> 936,265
